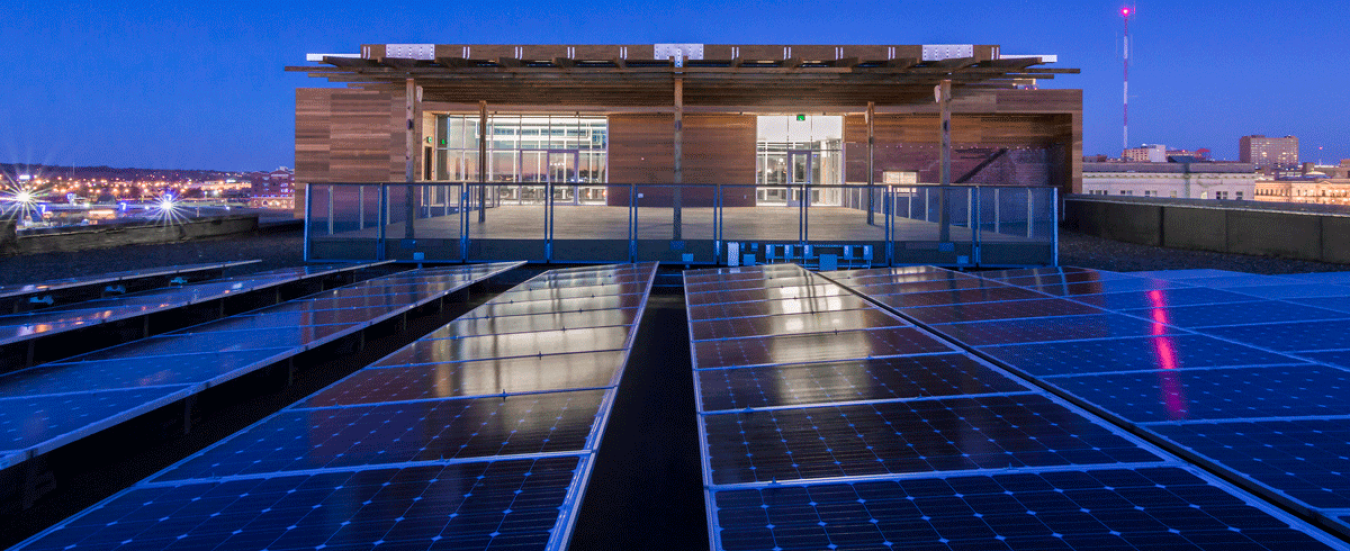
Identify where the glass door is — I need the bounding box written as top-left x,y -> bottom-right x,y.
547,150 -> 580,204
787,150 -> 817,207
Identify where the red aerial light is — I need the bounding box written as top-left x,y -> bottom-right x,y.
1121,7 -> 1131,16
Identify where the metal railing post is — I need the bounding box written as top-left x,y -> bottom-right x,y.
993,187 -> 1000,234
326,185 -> 334,236
1027,188 -> 1035,239
628,183 -> 636,263
377,184 -> 388,261
972,187 -> 981,266
460,183 -> 469,262
1052,188 -> 1060,266
302,183 -> 312,261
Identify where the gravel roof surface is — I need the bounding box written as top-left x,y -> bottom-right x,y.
1059,229 -> 1350,275
2,227 -> 1346,287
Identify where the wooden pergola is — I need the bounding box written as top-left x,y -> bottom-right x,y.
288,44 -> 1078,240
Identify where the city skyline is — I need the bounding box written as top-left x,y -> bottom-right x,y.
1,0 -> 1346,171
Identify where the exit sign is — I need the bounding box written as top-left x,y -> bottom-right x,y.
796,114 -> 806,121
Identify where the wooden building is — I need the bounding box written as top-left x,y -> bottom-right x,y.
289,43 -> 1080,214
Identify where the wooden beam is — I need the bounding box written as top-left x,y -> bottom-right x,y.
404,78 -> 418,241
673,74 -> 683,240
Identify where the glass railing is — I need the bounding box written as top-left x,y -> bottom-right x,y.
305,182 -> 1057,268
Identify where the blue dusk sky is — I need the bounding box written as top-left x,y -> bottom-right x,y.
1,0 -> 1346,171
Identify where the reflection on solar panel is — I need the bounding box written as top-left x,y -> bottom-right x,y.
0,262 -> 522,473
688,264 -> 1342,550
1,262 -> 375,370
0,260 -> 261,313
828,265 -> 1350,541
13,262 -> 659,551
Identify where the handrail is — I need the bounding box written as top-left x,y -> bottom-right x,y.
303,181 -> 1058,267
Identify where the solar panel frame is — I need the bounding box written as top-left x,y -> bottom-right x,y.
0,262 -> 391,348
690,266 -> 1350,550
691,353 -> 1032,413
6,261 -> 659,551
0,262 -> 525,474
11,455 -> 597,551
0,260 -> 261,302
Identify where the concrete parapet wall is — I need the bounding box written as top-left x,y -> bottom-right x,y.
1064,196 -> 1350,264
3,215 -> 259,256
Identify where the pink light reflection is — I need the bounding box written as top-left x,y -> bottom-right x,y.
1147,290 -> 1189,420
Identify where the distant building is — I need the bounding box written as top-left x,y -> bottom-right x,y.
1123,144 -> 1167,162
250,167 -> 294,198
1240,135 -> 1299,170
1256,178 -> 1350,205
1082,161 -> 1257,200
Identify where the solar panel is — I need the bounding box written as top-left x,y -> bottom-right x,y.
693,327 -> 955,370
686,294 -> 873,322
456,293 -> 646,319
494,282 -> 650,301
709,467 -> 1339,551
153,389 -> 607,482
0,262 -> 387,351
413,326 -> 634,361
872,286 -> 1056,308
690,266 -> 1347,551
844,266 -> 1350,538
933,314 -> 1176,346
853,276 -> 1005,294
695,354 -> 1028,412
15,457 -> 584,551
1151,419 -> 1350,509
900,298 -> 1104,325
1121,300 -> 1347,329
980,335 -> 1303,378
702,394 -> 1162,485
10,262 -> 655,551
300,352 -> 628,408
1,349 -> 294,395
1204,319 -> 1350,353
689,309 -> 908,342
1069,288 -> 1257,310
685,285 -> 850,306
1028,277 -> 1184,296
1227,283 -> 1350,300
0,386 -> 193,455
0,262 -> 525,475
0,260 -> 260,306
1050,365 -> 1350,423
427,308 -> 641,338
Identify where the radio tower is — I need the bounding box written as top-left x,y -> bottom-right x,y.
1121,5 -> 1134,155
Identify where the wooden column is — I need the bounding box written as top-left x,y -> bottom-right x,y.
937,79 -> 952,243
404,78 -> 419,240
672,74 -> 684,240
478,100 -> 487,223
866,101 -> 876,226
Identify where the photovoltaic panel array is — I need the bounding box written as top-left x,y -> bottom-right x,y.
0,262 -> 391,361
825,264 -> 1350,541
0,262 -> 522,474
686,264 -> 1343,551
11,262 -> 658,551
0,260 -> 260,313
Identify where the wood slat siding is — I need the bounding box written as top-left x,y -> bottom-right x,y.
294,84 -> 1083,219
606,114 -> 756,207
294,88 -> 404,217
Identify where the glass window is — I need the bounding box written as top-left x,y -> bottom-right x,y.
437,115 -> 608,185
